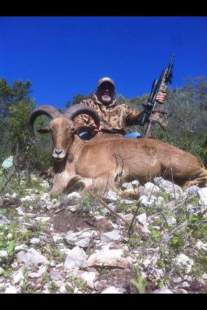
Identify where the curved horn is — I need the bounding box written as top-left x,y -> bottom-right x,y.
29,105 -> 62,133
64,104 -> 100,128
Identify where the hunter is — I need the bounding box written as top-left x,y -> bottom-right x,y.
72,76 -> 167,139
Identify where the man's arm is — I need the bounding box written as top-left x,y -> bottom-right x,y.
125,91 -> 167,126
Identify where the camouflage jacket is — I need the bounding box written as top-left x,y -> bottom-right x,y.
73,95 -> 142,135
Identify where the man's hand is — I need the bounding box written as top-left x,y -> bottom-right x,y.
155,90 -> 167,104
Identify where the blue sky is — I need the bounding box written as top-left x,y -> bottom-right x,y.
1,16 -> 207,108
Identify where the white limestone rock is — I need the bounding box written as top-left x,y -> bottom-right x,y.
64,246 -> 87,270
16,248 -> 48,267
173,254 -> 194,274
87,248 -> 131,269
64,229 -> 97,248
101,286 -> 126,294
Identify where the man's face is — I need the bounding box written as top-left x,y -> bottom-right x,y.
97,82 -> 115,105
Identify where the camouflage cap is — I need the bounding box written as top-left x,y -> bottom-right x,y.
97,77 -> 115,89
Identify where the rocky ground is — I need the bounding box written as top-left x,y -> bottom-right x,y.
1,172 -> 207,294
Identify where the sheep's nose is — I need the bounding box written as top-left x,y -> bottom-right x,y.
54,148 -> 63,155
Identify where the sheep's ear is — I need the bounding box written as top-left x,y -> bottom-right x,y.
37,127 -> 50,134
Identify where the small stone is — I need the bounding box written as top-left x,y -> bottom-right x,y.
121,182 -> 134,191
28,265 -> 47,278
35,216 -> 50,223
41,180 -> 50,189
119,199 -> 135,205
30,238 -> 41,245
15,244 -> 28,252
106,203 -> 117,212
79,271 -> 97,289
185,186 -> 199,196
122,213 -> 133,222
153,288 -> 173,294
143,182 -> 160,195
166,216 -> 176,226
12,269 -> 24,284
42,286 -> 50,293
11,192 -> 17,198
49,261 -> 56,267
0,215 -> 10,225
139,195 -> 164,208
49,270 -> 64,281
20,196 -> 34,203
53,234 -> 64,244
59,284 -> 67,293
198,188 -> 207,205
142,253 -> 159,268
181,281 -> 190,288
154,178 -> 184,199
195,240 -> 207,252
64,246 -> 87,270
131,180 -> 140,188
31,174 -> 38,181
136,213 -> 150,235
64,229 -> 97,248
183,275 -> 192,282
11,261 -> 18,269
148,267 -> 164,281
103,190 -> 119,202
68,205 -> 79,212
0,267 -> 4,275
17,207 -> 26,216
1,156 -> 14,169
137,213 -> 147,226
173,254 -> 194,274
5,285 -> 18,293
101,286 -> 126,294
186,204 -> 197,214
173,277 -> 183,284
16,248 -> 48,267
176,288 -> 188,294
66,192 -> 82,204
102,230 -> 122,242
40,193 -> 50,200
59,247 -> 71,256
202,273 -> 207,280
0,250 -> 8,259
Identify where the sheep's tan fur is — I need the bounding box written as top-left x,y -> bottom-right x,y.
41,117 -> 207,195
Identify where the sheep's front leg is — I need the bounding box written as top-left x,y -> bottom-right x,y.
84,173 -> 117,195
50,171 -> 73,196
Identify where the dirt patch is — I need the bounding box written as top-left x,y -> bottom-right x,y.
52,210 -> 114,233
95,218 -> 114,232
95,268 -> 161,293
95,268 -> 136,293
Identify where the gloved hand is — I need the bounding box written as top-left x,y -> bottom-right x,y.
155,90 -> 167,104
